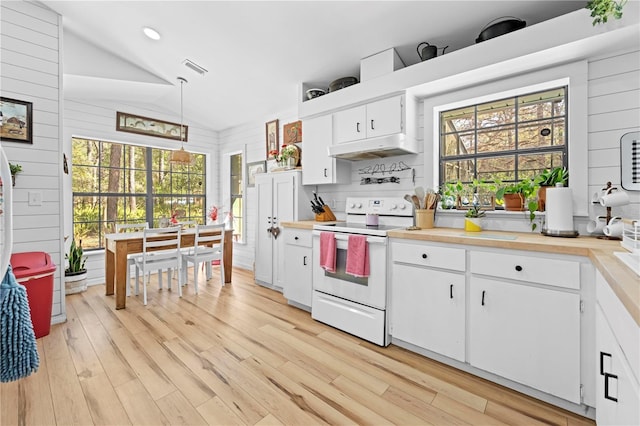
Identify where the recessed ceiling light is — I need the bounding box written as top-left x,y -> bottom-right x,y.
143,27 -> 161,40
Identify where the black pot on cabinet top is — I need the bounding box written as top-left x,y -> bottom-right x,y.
475,17 -> 526,43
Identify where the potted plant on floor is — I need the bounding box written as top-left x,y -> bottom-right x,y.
535,167 -> 568,211
65,237 -> 88,295
464,204 -> 486,232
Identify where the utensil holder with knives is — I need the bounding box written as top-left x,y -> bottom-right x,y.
315,205 -> 336,222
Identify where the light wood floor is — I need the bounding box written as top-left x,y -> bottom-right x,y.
1,267 -> 595,426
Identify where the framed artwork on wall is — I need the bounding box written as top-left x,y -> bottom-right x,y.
116,111 -> 188,141
265,119 -> 279,159
246,160 -> 266,187
0,97 -> 33,144
283,120 -> 302,145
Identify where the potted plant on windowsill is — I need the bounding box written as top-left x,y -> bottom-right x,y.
535,167 -> 568,211
65,237 -> 88,295
9,162 -> 21,187
464,204 -> 486,232
496,178 -> 541,230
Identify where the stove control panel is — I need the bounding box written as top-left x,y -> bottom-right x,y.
345,197 -> 413,216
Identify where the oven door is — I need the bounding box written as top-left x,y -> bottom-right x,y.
312,231 -> 387,310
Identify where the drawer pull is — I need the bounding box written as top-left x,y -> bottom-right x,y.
450,284 -> 453,299
600,351 -> 612,375
294,236 -> 299,240
481,290 -> 486,306
604,372 -> 618,402
422,253 -> 428,259
515,265 -> 523,272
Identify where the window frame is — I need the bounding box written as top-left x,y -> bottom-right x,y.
424,61 -> 589,216
71,138 -> 207,250
438,86 -> 568,190
230,151 -> 244,243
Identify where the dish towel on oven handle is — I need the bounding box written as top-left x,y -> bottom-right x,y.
345,234 -> 369,278
319,232 -> 336,273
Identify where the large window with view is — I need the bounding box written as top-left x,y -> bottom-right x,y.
439,86 -> 568,204
72,138 -> 206,250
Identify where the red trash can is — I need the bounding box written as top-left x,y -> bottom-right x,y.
10,252 -> 57,338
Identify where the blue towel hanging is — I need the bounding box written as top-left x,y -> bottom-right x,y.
0,264 -> 39,382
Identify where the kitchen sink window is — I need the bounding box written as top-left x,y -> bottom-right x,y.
71,137 -> 206,250
439,86 -> 568,195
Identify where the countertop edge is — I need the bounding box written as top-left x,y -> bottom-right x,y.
282,222 -> 638,326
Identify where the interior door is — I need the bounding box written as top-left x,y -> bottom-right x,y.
254,174 -> 273,284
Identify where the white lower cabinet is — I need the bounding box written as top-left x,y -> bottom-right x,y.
469,276 -> 581,403
595,270 -> 640,425
283,228 -> 312,309
390,263 -> 465,361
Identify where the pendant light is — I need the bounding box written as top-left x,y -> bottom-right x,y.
170,76 -> 193,165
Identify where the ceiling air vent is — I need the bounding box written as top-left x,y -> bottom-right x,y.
182,59 -> 208,76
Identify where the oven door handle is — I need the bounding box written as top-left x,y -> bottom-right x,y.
312,230 -> 387,245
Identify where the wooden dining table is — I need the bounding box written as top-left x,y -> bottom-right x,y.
104,228 -> 233,309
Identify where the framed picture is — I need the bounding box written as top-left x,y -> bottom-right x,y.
0,97 -> 33,144
246,160 -> 266,188
116,111 -> 188,141
265,119 -> 279,159
283,120 -> 302,145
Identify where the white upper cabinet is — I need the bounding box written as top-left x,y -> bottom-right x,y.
334,95 -> 403,144
302,115 -> 349,185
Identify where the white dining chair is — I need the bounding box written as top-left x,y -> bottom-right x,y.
134,226 -> 183,305
115,222 -> 149,296
181,223 -> 226,294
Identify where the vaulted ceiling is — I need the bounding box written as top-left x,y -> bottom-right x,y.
40,1 -> 586,132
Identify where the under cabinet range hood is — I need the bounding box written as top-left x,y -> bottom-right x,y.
327,133 -> 418,161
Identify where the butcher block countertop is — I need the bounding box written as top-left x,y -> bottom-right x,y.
281,221 -> 638,326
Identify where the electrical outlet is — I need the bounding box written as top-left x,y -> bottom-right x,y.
28,191 -> 42,206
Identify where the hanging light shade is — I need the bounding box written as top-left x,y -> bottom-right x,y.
170,76 -> 193,165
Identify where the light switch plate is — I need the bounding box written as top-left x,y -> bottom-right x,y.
28,191 -> 42,206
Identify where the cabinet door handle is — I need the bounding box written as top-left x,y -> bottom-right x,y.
600,351 -> 612,375
604,372 -> 618,402
370,119 -> 375,130
450,284 -> 453,299
481,290 -> 486,306
421,253 -> 428,259
356,122 -> 361,133
515,265 -> 523,272
324,168 -> 328,178
303,256 -> 307,266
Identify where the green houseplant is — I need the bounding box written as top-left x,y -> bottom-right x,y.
586,0 -> 627,25
65,238 -> 88,294
464,204 -> 486,232
535,167 -> 569,211
496,179 -> 541,231
9,162 -> 21,186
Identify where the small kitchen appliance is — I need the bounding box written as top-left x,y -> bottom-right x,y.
312,197 -> 413,346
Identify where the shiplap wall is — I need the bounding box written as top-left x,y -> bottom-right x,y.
219,48 -> 640,271
587,48 -> 640,219
0,1 -> 65,321
62,98 -> 218,286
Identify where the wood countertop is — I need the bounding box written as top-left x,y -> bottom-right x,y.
280,220 -> 343,229
388,228 -> 638,327
282,221 -> 638,326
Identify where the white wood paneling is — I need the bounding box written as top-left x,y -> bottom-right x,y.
1,0 -> 64,323
588,48 -> 640,221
